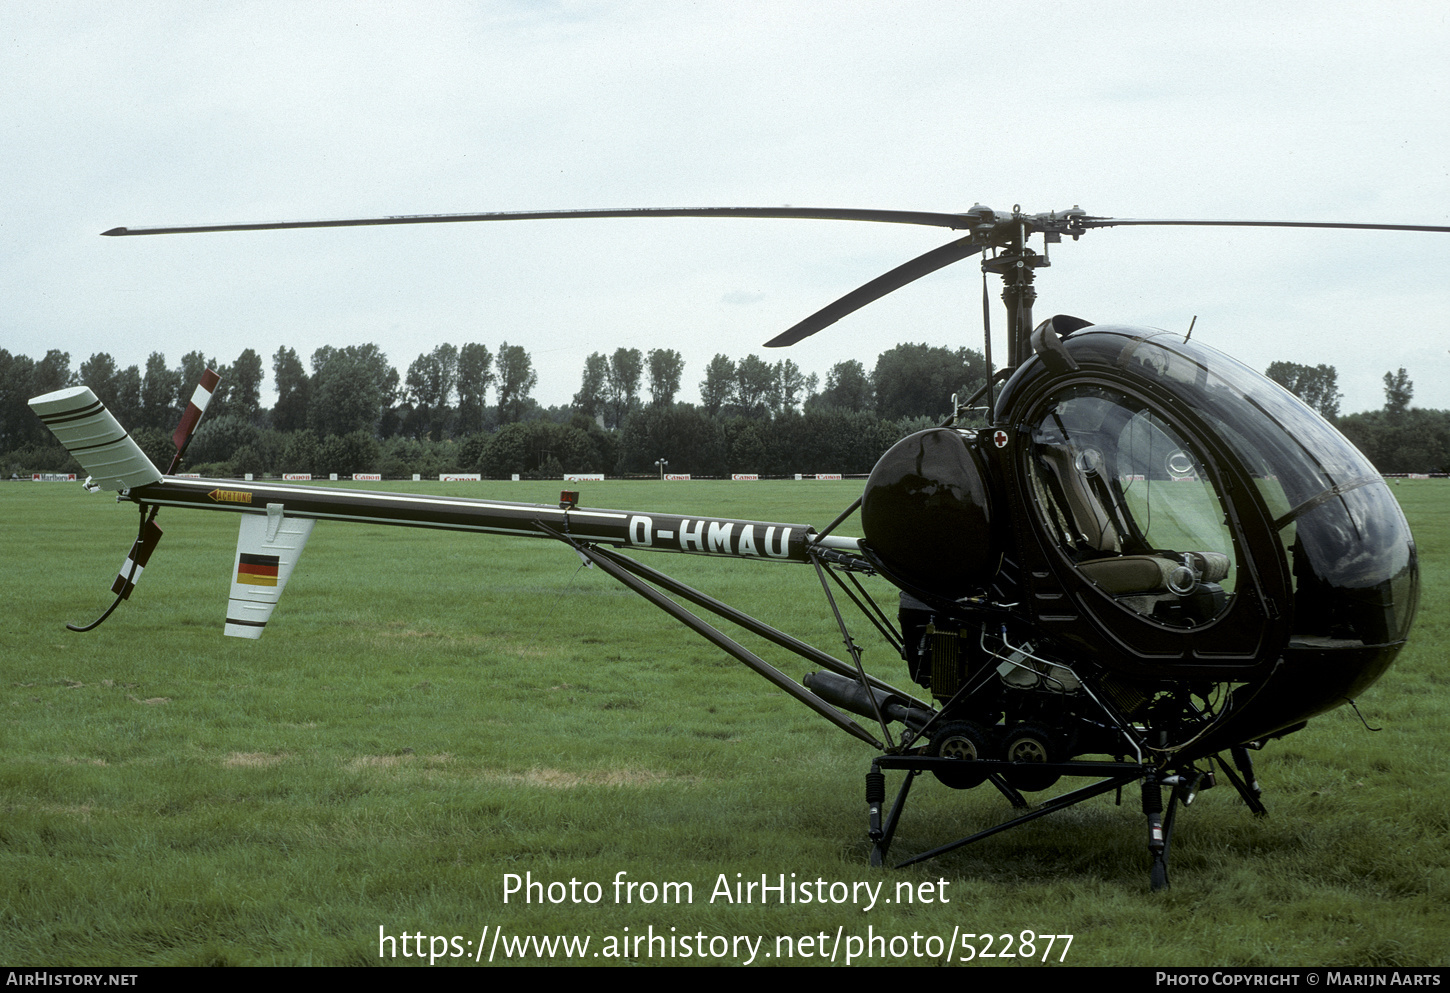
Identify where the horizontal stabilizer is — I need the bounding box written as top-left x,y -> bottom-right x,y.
225,505 -> 315,639
28,387 -> 164,491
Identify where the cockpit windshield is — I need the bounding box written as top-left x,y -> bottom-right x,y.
1038,328 -> 1418,645
1029,385 -> 1236,627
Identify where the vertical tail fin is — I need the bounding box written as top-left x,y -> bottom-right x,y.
225,505 -> 315,639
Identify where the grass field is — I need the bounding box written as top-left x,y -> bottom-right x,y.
2,477 -> 1447,967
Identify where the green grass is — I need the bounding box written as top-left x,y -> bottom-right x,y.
2,478 -> 1447,966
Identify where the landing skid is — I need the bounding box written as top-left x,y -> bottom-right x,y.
537,522 -> 1275,890
867,748 -> 1268,891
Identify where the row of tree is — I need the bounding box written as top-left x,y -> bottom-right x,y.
270,341 -> 541,440
4,342 -> 1445,476
0,347 -> 267,451
566,342 -> 988,428
130,406 -> 937,480
2,338 -> 984,450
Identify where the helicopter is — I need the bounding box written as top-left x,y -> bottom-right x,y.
29,204 -> 1438,890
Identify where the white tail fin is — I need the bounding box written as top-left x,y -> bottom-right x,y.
224,504 -> 315,639
28,386 -> 164,491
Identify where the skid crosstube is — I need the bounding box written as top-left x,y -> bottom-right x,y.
866,745 -> 1269,890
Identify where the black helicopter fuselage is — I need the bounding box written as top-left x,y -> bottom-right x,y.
858,322 -> 1418,762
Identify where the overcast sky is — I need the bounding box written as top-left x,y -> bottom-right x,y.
5,1 -> 1448,418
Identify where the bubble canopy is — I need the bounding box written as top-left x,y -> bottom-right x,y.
993,326 -> 1417,721
1068,328 -> 1413,641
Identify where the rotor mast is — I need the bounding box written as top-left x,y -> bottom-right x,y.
965,204 -> 1091,379
979,206 -> 1051,370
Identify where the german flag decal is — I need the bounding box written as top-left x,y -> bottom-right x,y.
236,553 -> 280,587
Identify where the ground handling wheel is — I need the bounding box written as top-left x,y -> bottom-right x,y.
927,720 -> 994,789
1000,721 -> 1063,792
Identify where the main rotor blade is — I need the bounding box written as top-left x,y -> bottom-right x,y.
1078,217 -> 1450,234
101,206 -> 979,237
765,236 -> 984,347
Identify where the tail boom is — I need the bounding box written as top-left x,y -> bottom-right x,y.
123,477 -> 829,562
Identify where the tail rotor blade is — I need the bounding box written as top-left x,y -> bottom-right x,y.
169,368 -> 221,471
111,520 -> 164,600
66,510 -> 163,633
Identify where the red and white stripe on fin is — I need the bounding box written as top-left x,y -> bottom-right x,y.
173,368 -> 221,454
224,504 -> 315,639
27,386 -> 164,491
112,521 -> 164,599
